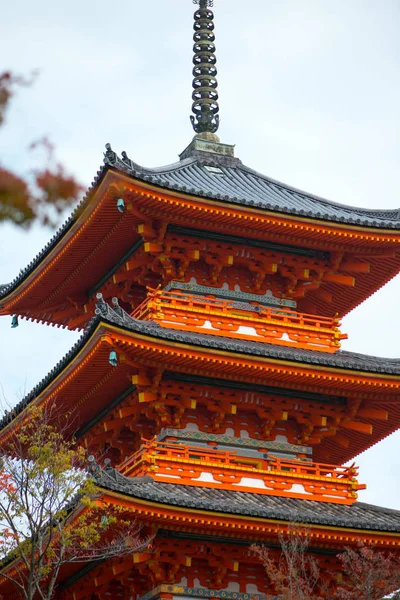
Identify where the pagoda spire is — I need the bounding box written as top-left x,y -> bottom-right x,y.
190,0 -> 220,140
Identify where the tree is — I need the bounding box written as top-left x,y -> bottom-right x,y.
0,404 -> 151,600
335,541 -> 400,600
251,523 -> 327,600
0,71 -> 82,228
253,523 -> 400,600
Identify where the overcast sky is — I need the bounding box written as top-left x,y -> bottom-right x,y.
1,0 -> 400,508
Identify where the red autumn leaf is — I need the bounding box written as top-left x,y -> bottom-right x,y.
35,166 -> 83,210
0,166 -> 34,226
0,71 -> 83,228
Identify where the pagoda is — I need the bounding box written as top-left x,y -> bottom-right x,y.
1,1 -> 400,598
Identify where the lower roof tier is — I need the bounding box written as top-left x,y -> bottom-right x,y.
94,466 -> 400,535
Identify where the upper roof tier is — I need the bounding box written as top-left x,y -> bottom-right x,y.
118,140 -> 400,228
1,140 -> 400,328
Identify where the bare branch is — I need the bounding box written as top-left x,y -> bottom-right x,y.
252,523 -> 328,600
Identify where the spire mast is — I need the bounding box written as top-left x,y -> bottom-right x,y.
190,0 -> 220,140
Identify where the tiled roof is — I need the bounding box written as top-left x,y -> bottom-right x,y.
93,466 -> 400,533
1,142 -> 400,299
1,297 -> 400,433
95,297 -> 400,375
0,166 -> 105,299
105,144 -> 400,228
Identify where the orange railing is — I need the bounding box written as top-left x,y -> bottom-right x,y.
130,288 -> 347,352
132,288 -> 335,328
118,439 -> 363,504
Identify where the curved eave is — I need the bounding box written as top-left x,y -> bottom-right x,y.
0,167 -> 144,324
0,165 -> 109,302
1,314 -> 400,464
107,146 -> 400,230
96,482 -> 400,540
2,157 -> 400,324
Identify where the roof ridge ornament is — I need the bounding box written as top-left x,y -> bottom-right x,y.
190,0 -> 220,141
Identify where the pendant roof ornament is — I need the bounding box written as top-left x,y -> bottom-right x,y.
190,0 -> 220,141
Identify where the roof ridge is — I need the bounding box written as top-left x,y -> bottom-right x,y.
94,300 -> 400,372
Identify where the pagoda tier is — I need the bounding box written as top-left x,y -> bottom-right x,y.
1,300 -> 399,470
2,209 -> 400,600
2,144 -> 400,329
53,469 -> 400,600
0,474 -> 398,600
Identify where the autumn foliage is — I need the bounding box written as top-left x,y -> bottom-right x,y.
0,71 -> 82,227
0,405 -> 151,600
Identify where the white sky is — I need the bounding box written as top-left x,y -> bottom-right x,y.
1,0 -> 400,508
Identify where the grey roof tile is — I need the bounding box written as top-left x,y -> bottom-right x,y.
2,297 -> 400,433
94,297 -> 400,375
112,148 -> 400,227
93,467 -> 400,533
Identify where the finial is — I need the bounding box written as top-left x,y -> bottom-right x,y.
190,0 -> 220,138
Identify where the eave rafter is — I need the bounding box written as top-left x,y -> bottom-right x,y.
3,500 -> 400,600
51,499 -> 400,600
99,489 -> 400,548
105,326 -> 400,394
60,533 -> 344,600
115,174 -> 400,246
98,326 -> 400,463
2,321 -> 398,465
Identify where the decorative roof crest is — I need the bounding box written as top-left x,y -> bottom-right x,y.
190,0 -> 220,140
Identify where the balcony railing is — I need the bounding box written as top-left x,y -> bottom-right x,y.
131,288 -> 347,352
119,439 -> 364,505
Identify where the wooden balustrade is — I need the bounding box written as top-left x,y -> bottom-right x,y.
118,439 -> 364,505
130,288 -> 347,352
